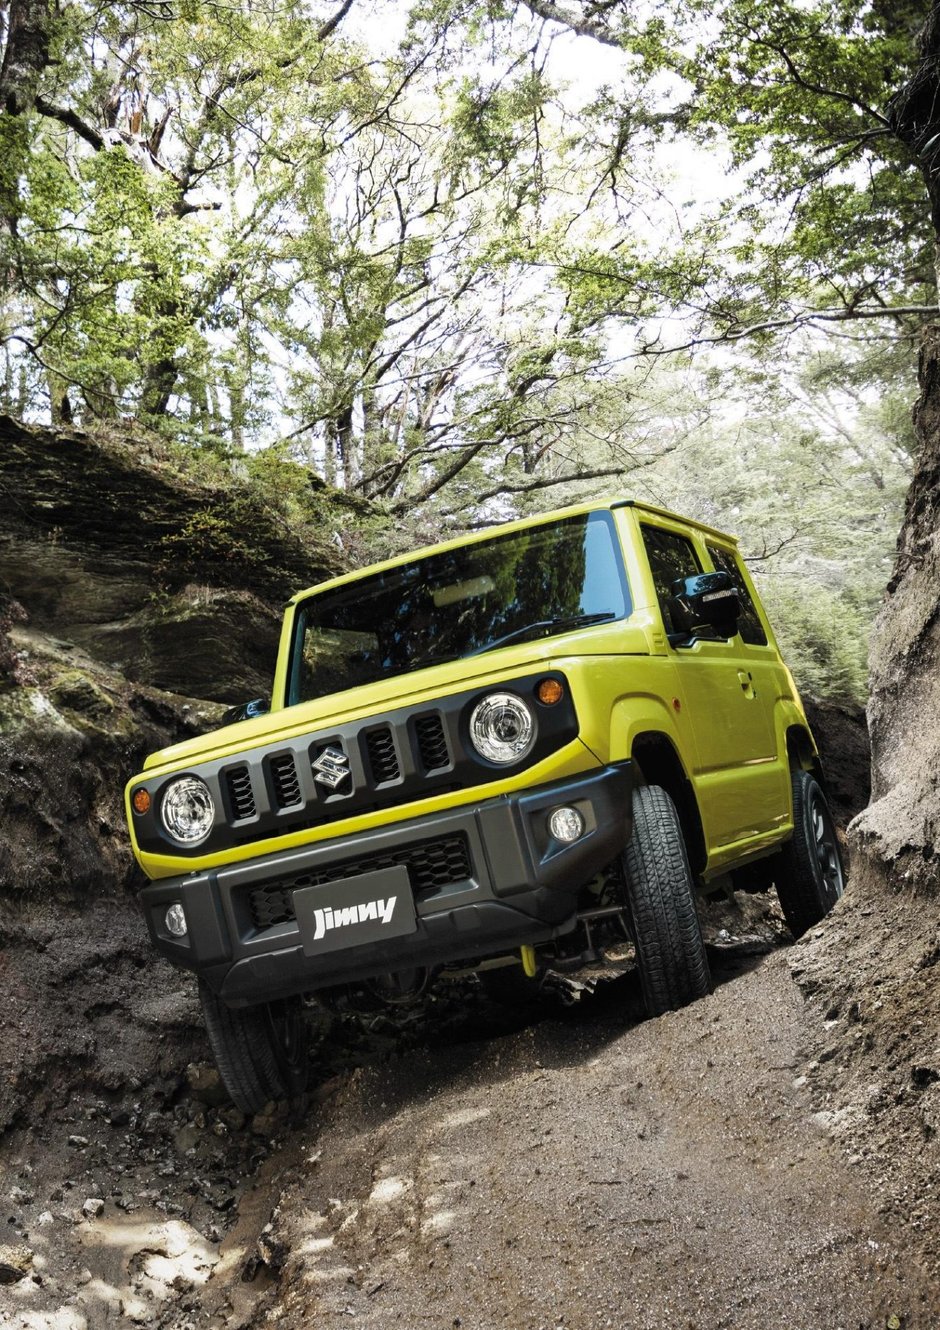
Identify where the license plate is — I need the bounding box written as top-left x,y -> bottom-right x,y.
293,865 -> 416,957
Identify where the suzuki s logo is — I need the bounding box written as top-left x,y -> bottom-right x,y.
312,897 -> 397,940
312,745 -> 350,789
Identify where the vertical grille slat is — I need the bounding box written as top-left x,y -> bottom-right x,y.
225,765 -> 256,820
365,726 -> 401,784
415,714 -> 450,773
270,753 -> 302,808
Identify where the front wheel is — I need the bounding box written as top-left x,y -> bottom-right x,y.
198,982 -> 309,1114
775,769 -> 845,939
620,784 -> 711,1017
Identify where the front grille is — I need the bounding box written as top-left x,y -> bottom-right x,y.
365,726 -> 401,784
415,714 -> 449,772
270,753 -> 302,808
247,833 -> 472,930
225,765 -> 256,820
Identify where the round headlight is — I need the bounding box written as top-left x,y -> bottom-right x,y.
469,692 -> 535,765
161,776 -> 215,845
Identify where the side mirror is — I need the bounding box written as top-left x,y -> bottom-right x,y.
220,697 -> 270,726
668,571 -> 740,641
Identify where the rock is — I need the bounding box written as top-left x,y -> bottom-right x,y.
81,1198 -> 105,1219
37,1211 -> 54,1226
100,587 -> 283,704
174,1123 -> 201,1154
0,416 -> 340,698
0,1242 -> 33,1283
49,672 -> 116,723
250,1104 -> 280,1138
802,697 -> 870,829
67,1135 -> 89,1149
186,1063 -> 228,1106
10,1185 -> 33,1203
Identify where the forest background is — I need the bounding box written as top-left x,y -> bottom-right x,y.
0,0 -> 933,703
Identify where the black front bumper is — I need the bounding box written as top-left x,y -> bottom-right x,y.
139,762 -> 632,1007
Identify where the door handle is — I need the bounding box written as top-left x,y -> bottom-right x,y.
738,670 -> 756,699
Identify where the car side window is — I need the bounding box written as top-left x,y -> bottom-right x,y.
640,524 -> 708,636
706,543 -> 769,646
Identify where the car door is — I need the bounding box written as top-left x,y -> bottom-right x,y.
639,520 -> 788,849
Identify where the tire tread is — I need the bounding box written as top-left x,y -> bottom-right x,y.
622,785 -> 711,1016
776,769 -> 843,939
198,982 -> 289,1114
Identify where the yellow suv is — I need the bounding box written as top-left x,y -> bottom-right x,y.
125,500 -> 844,1110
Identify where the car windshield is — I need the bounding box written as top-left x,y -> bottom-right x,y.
288,511 -> 631,704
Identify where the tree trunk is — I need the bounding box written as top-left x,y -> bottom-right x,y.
888,5 -> 940,273
0,0 -> 52,115
141,352 -> 179,422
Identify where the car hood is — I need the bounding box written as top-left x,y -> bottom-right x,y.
141,620 -> 649,774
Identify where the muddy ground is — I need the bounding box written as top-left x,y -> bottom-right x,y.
1,877 -> 938,1330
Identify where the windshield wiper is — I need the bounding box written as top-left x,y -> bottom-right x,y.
409,649 -> 460,670
469,612 -> 617,656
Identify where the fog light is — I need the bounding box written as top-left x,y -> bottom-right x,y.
165,902 -> 188,937
548,806 -> 584,843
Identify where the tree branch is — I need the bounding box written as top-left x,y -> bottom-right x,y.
317,0 -> 356,42
389,440 -> 491,513
742,531 -> 803,563
34,96 -> 105,150
641,304 -> 940,357
467,465 -> 627,506
756,36 -> 891,128
517,0 -> 624,49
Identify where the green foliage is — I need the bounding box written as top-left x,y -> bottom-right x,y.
0,0 -> 931,701
616,336 -> 915,702
156,508 -> 259,583
757,580 -> 870,703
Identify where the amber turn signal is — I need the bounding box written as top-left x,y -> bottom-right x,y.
536,678 -> 564,705
132,788 -> 151,815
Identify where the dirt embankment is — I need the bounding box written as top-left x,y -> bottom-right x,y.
0,415 -> 353,1129
2,918 -> 938,1330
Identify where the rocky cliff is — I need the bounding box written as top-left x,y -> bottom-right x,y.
0,415 -> 346,901
0,415 -> 347,1137
791,325 -> 940,1288
853,326 -> 940,895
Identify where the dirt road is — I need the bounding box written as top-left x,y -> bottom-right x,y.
1,905 -> 935,1330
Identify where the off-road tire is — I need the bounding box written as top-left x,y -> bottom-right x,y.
621,784 -> 711,1017
198,982 -> 308,1114
775,769 -> 845,939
